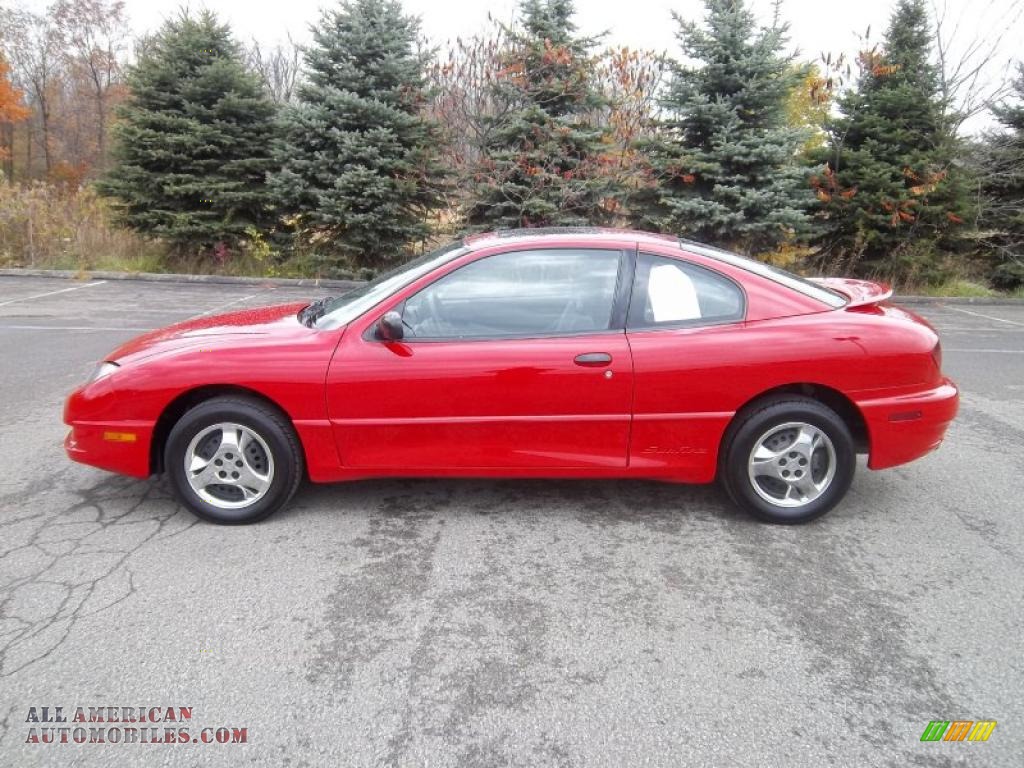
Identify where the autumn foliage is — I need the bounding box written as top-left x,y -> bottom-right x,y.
0,54 -> 31,174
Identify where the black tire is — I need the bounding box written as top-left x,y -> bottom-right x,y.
164,396 -> 304,524
719,396 -> 855,524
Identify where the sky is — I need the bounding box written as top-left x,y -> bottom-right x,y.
15,0 -> 1024,133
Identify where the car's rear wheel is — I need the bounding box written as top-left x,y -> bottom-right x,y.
720,396 -> 855,524
165,396 -> 303,524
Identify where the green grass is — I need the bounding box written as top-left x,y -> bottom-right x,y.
71,249 -> 168,274
909,279 -> 1000,298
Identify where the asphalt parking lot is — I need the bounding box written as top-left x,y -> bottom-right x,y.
0,274 -> 1021,767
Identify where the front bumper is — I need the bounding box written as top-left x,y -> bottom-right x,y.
858,378 -> 959,470
64,392 -> 155,481
64,422 -> 154,478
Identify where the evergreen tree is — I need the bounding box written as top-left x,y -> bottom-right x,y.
817,0 -> 968,280
979,64 -> 1024,290
633,0 -> 813,255
463,0 -> 618,230
98,11 -> 277,251
272,0 -> 443,272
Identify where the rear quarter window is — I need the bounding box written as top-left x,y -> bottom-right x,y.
628,253 -> 745,329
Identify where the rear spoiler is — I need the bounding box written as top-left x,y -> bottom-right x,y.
808,278 -> 893,308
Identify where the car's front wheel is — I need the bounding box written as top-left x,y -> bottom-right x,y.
720,396 -> 855,524
165,396 -> 304,524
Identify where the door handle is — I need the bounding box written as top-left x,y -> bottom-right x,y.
574,352 -> 612,367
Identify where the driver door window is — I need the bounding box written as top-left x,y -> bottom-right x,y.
402,248 -> 622,339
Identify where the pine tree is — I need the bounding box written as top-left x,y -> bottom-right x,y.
633,0 -> 813,255
979,63 -> 1024,290
97,11 -> 277,251
463,0 -> 618,230
817,0 -> 967,280
271,0 -> 443,272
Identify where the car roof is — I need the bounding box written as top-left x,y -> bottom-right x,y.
460,227 -> 848,310
462,227 -> 679,251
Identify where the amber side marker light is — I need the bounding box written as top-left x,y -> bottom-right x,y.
888,411 -> 923,422
103,431 -> 138,443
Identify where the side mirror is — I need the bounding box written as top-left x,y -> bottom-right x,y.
377,311 -> 404,341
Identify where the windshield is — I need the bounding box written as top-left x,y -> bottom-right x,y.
315,241 -> 469,329
678,239 -> 848,309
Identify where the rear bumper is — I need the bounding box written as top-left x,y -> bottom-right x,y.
858,379 -> 959,470
64,421 -> 154,478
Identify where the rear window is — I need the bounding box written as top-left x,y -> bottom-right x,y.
678,239 -> 848,309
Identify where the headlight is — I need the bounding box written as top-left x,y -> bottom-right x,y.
89,361 -> 120,382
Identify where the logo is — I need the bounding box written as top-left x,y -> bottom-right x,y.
920,720 -> 997,742
640,445 -> 708,455
23,705 -> 248,746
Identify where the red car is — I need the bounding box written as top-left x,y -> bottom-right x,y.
64,229 -> 958,524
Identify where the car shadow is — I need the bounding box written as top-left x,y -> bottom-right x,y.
280,476 -> 751,528
62,460 -> 902,530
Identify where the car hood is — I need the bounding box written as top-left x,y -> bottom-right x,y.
109,302 -> 310,363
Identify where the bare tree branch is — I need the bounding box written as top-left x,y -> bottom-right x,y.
52,0 -> 129,170
0,8 -> 64,175
932,0 -> 1022,131
247,35 -> 301,105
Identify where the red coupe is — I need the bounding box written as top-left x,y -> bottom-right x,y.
64,229 -> 958,524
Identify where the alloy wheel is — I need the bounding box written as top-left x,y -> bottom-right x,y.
747,421 -> 837,508
184,422 -> 275,509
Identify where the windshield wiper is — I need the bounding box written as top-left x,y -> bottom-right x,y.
298,296 -> 334,327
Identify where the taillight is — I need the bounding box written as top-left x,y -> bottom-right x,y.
931,340 -> 942,372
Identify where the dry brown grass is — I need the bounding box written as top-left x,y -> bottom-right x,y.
0,183 -> 328,277
0,182 -> 168,272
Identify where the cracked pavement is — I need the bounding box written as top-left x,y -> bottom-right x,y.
0,276 -> 1021,767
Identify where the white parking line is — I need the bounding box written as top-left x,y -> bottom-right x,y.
187,292 -> 262,319
944,347 -> 1024,354
946,306 -> 1024,327
0,324 -> 156,332
0,279 -> 107,307
942,327 -> 1023,333
77,307 -> 199,315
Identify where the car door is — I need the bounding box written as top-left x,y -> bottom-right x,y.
625,251 -> 748,481
326,247 -> 634,470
